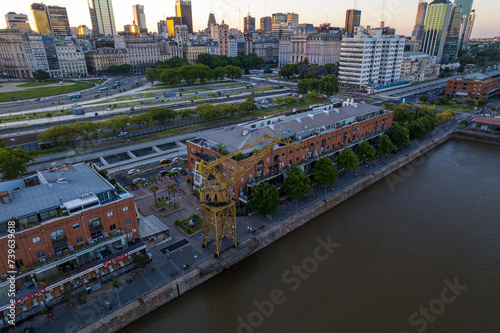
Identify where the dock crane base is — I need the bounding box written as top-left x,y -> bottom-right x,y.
201,202 -> 237,258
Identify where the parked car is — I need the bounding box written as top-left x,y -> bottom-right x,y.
158,170 -> 170,177
160,159 -> 170,165
117,132 -> 128,137
172,157 -> 183,163
171,167 -> 182,172
132,177 -> 146,184
127,169 -> 140,175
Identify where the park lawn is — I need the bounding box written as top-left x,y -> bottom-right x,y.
141,80 -> 238,91
435,102 -> 474,112
0,109 -> 71,123
83,79 -> 107,85
139,93 -> 158,98
0,81 -> 94,102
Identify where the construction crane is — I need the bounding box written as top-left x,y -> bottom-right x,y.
197,133 -> 308,257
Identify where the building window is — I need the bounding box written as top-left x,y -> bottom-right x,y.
241,177 -> 245,183
110,224 -> 116,231
37,251 -> 45,259
125,219 -> 131,226
123,206 -> 129,212
128,232 -> 134,239
73,223 -> 80,230
32,237 -> 41,244
107,211 -> 114,218
76,237 -> 83,244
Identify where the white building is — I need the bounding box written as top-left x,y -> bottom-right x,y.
339,27 -> 405,92
206,41 -> 219,55
278,24 -> 342,67
229,38 -> 238,57
55,40 -> 88,77
114,35 -> 160,74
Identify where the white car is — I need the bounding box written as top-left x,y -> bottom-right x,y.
171,167 -> 182,172
132,177 -> 146,184
128,169 -> 140,175
172,157 -> 183,163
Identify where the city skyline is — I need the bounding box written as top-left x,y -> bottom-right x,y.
0,0 -> 497,38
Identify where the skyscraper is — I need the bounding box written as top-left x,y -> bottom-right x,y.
175,0 -> 193,34
166,16 -> 182,38
286,13 -> 299,29
157,20 -> 167,35
211,22 -> 229,56
455,0 -> 474,49
462,9 -> 475,49
88,0 -> 117,37
421,0 -> 453,60
47,6 -> 71,36
260,16 -> 272,33
345,9 -> 361,35
442,4 -> 462,63
31,3 -> 51,35
412,1 -> 428,41
133,4 -> 146,30
244,14 -> 255,32
5,12 -> 32,33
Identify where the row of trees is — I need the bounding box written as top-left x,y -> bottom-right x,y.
197,53 -> 264,70
279,60 -> 339,79
249,134 -> 397,215
107,64 -> 132,75
419,93 -> 490,108
296,74 -> 339,96
146,64 -> 242,86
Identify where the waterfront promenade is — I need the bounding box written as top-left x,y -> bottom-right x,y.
10,116 -> 498,333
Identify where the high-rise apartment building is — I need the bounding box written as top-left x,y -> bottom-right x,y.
211,22 -> 229,56
421,0 -> 453,61
133,4 -> 147,30
5,12 -> 32,33
175,0 -> 193,34
47,6 -> 71,36
31,3 -> 51,35
412,1 -> 428,41
339,27 -> 405,93
88,0 -> 117,37
272,13 -> 287,25
77,25 -> 91,36
345,9 -> 361,35
260,16 -> 272,33
244,14 -> 255,32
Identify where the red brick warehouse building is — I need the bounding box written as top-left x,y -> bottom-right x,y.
445,70 -> 500,100
187,99 -> 393,207
0,163 -> 144,326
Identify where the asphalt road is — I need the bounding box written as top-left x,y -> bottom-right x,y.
0,76 -> 142,113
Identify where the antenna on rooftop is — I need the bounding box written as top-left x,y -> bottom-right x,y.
354,0 -> 358,10
381,0 -> 386,21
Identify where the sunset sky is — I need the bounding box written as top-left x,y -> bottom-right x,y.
1,0 -> 498,38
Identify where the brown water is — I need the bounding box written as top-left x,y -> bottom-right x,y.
121,139 -> 500,333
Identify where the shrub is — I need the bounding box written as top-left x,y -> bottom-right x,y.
192,213 -> 199,219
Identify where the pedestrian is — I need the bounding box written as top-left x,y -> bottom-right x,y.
287,209 -> 290,214
100,307 -> 104,317
105,300 -> 109,309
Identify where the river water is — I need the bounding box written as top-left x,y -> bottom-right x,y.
121,139 -> 500,333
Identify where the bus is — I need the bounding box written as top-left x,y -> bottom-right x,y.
98,87 -> 108,92
67,93 -> 81,99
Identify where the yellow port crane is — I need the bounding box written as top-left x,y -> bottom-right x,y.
197,133 -> 308,257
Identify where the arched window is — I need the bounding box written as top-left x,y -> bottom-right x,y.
32,237 -> 41,244
50,230 -> 66,240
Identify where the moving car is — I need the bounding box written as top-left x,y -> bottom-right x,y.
160,159 -> 170,165
132,177 -> 146,184
127,169 -> 140,175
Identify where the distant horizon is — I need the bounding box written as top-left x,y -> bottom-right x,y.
0,0 -> 498,38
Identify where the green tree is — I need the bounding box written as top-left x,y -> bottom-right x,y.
157,56 -> 189,69
107,65 -> 120,75
224,65 -> 243,80
0,147 -> 34,180
149,184 -> 159,204
279,64 -> 298,78
249,182 -> 280,215
103,115 -> 129,133
392,107 -> 412,124
336,149 -> 359,172
408,120 -> 427,139
179,65 -> 196,85
382,103 -> 397,110
180,109 -> 196,119
146,68 -> 161,84
238,101 -> 257,113
354,141 -> 376,162
160,68 -> 182,86
377,134 -> 394,154
213,66 -> 226,81
119,64 -> 132,75
457,55 -> 476,66
34,69 -> 50,80
196,103 -> 220,121
283,165 -> 312,200
130,112 -> 152,127
75,122 -> 98,141
219,103 -> 238,117
306,91 -> 319,100
387,124 -> 409,148
419,95 -> 428,103
313,157 -> 338,195
149,107 -> 176,123
318,74 -> 339,96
